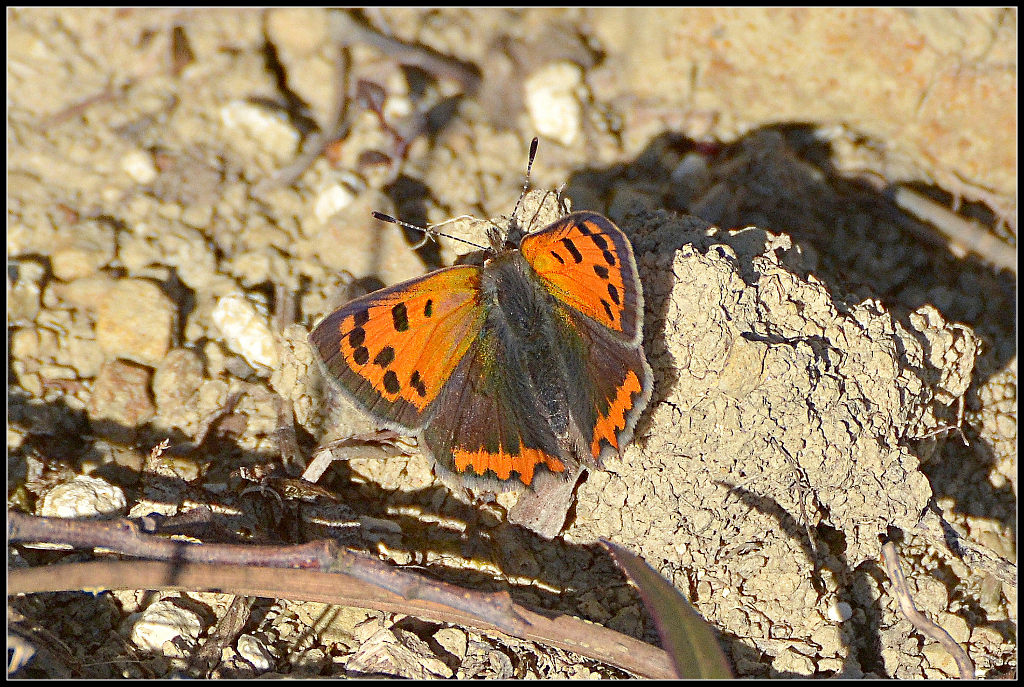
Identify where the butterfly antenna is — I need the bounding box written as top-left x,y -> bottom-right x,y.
510,137 -> 539,225
371,212 -> 486,251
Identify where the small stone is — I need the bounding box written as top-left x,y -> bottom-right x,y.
220,100 -> 300,161
51,221 -> 116,280
314,183 -> 356,223
152,349 -> 205,426
95,279 -> 176,366
130,599 -> 204,655
433,628 -> 467,660
236,633 -> 273,671
122,149 -> 158,184
346,628 -> 440,679
64,334 -> 105,379
921,641 -> 960,678
8,259 -> 46,324
10,328 -> 42,361
39,475 -> 127,518
772,647 -> 815,675
46,275 -> 118,312
265,8 -> 329,55
934,611 -> 970,645
88,359 -> 156,439
524,61 -> 584,147
211,292 -> 280,370
826,600 -> 853,622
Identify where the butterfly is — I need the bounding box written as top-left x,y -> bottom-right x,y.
309,159 -> 652,493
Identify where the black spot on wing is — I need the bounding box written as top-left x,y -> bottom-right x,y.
391,303 -> 409,332
560,238 -> 583,263
373,346 -> 395,367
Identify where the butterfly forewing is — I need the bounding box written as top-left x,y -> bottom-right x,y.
519,211 -> 643,345
309,265 -> 485,430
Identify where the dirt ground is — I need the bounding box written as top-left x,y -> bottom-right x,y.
8,8 -> 1016,678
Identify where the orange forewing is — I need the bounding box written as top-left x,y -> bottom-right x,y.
309,265 -> 484,429
520,211 -> 641,343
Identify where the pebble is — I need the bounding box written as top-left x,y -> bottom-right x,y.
433,627 -> 467,661
921,641 -> 959,678
524,61 -> 584,146
51,221 -> 116,281
826,599 -> 853,622
236,634 -> 274,671
122,149 -> 158,184
7,258 -> 46,325
10,328 -> 43,362
46,274 -> 117,312
314,183 -> 356,223
265,8 -> 328,55
130,599 -> 204,656
220,100 -> 300,161
772,646 -> 815,675
95,279 -> 176,366
152,349 -> 205,424
38,475 -> 127,518
211,292 -> 280,370
87,359 -> 156,439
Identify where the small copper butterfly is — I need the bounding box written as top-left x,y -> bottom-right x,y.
309,141 -> 653,491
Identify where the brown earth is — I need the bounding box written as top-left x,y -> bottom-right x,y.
8,8 -> 1016,679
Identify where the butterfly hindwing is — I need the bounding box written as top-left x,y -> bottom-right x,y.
519,211 -> 643,345
421,325 -> 572,490
558,305 -> 653,465
309,265 -> 485,430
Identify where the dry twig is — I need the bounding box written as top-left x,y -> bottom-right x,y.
894,186 -> 1016,273
880,541 -> 975,679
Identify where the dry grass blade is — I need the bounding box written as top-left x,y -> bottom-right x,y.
601,539 -> 733,678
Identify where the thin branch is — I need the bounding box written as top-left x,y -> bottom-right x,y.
327,10 -> 480,94
880,541 -> 975,679
8,558 -> 676,679
893,186 -> 1016,273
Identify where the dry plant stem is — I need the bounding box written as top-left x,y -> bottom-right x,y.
273,282 -> 297,332
9,511 -> 334,569
914,507 -> 1016,589
894,186 -> 1016,273
328,10 -> 481,94
880,541 -> 975,679
10,511 -> 524,636
272,393 -> 303,475
187,594 -> 253,675
252,47 -> 351,197
44,83 -> 126,126
303,430 -> 410,483
8,560 -> 675,679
